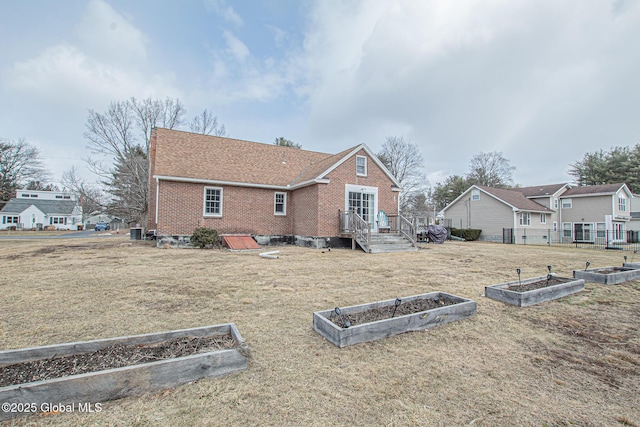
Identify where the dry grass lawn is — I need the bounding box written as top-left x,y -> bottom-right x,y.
1,237 -> 639,426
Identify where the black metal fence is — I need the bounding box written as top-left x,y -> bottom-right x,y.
502,228 -> 640,252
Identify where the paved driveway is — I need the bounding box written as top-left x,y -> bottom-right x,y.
0,230 -> 124,240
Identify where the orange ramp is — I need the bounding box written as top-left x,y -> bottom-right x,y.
221,234 -> 262,251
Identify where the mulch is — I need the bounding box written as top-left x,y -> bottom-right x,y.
329,297 -> 458,328
506,276 -> 572,292
0,335 -> 236,387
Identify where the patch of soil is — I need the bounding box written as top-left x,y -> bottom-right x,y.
506,276 -> 571,292
0,334 -> 236,387
329,297 -> 457,328
592,267 -> 630,274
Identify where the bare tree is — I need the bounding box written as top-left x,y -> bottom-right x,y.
466,151 -> 515,188
0,138 -> 49,202
189,109 -> 226,136
377,136 -> 427,212
61,166 -> 106,219
83,97 -> 188,224
273,137 -> 301,149
131,97 -> 187,152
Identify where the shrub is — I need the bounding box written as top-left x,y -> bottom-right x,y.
190,227 -> 221,248
451,228 -> 482,241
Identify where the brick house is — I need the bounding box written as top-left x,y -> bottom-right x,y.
147,128 -> 402,248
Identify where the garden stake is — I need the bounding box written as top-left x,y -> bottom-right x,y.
585,261 -> 591,271
546,265 -> 552,286
334,307 -> 350,328
516,268 -> 522,290
624,255 -> 628,266
391,298 -> 402,318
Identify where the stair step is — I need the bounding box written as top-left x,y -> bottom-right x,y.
355,232 -> 417,253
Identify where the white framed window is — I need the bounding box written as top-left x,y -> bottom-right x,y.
561,199 -> 572,209
471,189 -> 480,201
274,192 -> 286,215
596,222 -> 606,238
203,187 -> 223,217
618,194 -> 627,212
49,217 -> 67,225
356,155 -> 367,176
563,223 -> 572,238
553,222 -> 557,232
3,216 -> 19,224
554,198 -> 558,209
540,213 -> 546,224
519,212 -> 531,226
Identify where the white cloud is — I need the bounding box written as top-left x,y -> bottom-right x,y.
75,0 -> 148,65
4,44 -> 179,107
222,30 -> 250,62
292,0 -> 640,185
205,0 -> 243,26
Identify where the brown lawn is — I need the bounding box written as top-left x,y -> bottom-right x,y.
0,237 -> 639,426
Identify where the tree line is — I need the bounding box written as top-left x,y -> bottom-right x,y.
1,95 -> 637,223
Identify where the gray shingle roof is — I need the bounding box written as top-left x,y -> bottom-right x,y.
518,183 -> 568,197
476,186 -> 554,212
561,183 -> 626,196
0,199 -> 78,215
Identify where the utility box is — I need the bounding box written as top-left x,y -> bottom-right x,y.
130,227 -> 143,240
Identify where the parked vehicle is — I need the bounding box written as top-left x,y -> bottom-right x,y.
95,222 -> 110,231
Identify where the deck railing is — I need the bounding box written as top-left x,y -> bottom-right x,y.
339,209 -> 371,252
340,210 -> 417,251
388,214 -> 416,246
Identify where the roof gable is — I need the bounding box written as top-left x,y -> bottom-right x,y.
0,199 -> 77,215
561,183 -> 631,198
152,128 -> 401,189
476,186 -> 554,212
443,185 -> 553,213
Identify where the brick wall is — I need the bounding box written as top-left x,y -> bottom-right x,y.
154,148 -> 398,238
316,149 -> 398,236
156,181 -> 292,236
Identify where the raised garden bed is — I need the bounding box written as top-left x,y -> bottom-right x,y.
313,291 -> 476,348
485,274 -> 584,307
623,262 -> 640,269
573,266 -> 640,284
0,323 -> 248,421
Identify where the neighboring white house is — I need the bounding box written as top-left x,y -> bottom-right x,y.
0,190 -> 82,230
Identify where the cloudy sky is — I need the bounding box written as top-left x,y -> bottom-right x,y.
1,0 -> 639,188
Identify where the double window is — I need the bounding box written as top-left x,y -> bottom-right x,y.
203,187 -> 223,217
274,192 -> 286,215
2,216 -> 19,224
519,212 -> 531,226
49,217 -> 67,225
618,195 -> 627,212
540,213 -> 546,224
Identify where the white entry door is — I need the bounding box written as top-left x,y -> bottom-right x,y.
345,184 -> 379,230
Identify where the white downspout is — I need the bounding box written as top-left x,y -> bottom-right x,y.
155,177 -> 160,225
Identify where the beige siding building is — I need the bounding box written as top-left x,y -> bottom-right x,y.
558,183 -> 633,244
442,183 -> 633,245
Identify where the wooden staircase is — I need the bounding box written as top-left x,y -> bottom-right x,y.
339,210 -> 418,254
366,232 -> 418,253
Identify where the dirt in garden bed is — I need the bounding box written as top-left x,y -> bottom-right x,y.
329,296 -> 458,328
506,276 -> 573,292
592,267 -> 632,274
0,334 -> 236,387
